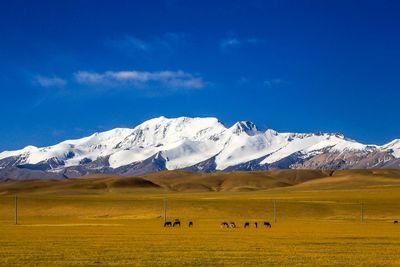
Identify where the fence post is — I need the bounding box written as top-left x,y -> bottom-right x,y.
273,200 -> 276,224
14,195 -> 18,225
163,197 -> 167,224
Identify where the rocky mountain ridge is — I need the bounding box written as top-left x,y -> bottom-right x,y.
1,116 -> 399,179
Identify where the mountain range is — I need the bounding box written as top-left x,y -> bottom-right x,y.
1,116 -> 399,180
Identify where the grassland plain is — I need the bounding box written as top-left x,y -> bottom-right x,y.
1,171 -> 400,266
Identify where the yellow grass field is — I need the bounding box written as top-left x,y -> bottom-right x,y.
1,170 -> 400,266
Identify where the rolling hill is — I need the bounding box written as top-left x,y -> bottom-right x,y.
1,169 -> 400,195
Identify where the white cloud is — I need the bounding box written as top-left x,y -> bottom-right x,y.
35,75 -> 67,87
74,70 -> 205,90
220,36 -> 264,50
109,33 -> 186,55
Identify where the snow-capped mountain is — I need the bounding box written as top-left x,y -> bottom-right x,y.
1,116 -> 399,179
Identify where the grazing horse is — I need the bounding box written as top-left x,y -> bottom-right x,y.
188,221 -> 193,228
394,220 -> 399,224
230,222 -> 236,228
254,222 -> 258,228
173,219 -> 181,227
264,221 -> 272,228
164,221 -> 172,227
244,222 -> 250,228
221,222 -> 229,228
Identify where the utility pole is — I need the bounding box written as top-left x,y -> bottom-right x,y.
163,197 -> 167,223
273,200 -> 276,224
14,195 -> 18,225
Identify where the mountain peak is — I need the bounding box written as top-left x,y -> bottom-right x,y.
231,121 -> 258,135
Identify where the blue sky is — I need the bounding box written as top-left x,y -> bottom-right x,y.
1,0 -> 400,150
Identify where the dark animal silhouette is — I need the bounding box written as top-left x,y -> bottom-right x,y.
173,219 -> 181,227
230,222 -> 236,228
264,221 -> 272,228
394,220 -> 399,224
244,222 -> 250,228
189,221 -> 193,228
164,221 -> 172,227
254,222 -> 258,228
221,222 -> 229,228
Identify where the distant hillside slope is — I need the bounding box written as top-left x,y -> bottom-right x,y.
1,169 -> 400,195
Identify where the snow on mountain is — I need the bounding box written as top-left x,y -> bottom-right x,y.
380,139 -> 400,158
0,128 -> 134,167
109,116 -> 227,169
261,133 -> 371,165
0,145 -> 38,160
214,122 -> 274,170
0,116 -> 398,176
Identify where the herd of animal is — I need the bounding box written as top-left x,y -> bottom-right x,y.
164,219 -> 193,228
163,219 -> 272,228
164,219 -> 399,227
220,221 -> 271,228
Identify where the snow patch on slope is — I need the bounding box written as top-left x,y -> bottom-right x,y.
381,139 -> 400,158
0,145 -> 38,160
261,133 -> 369,165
